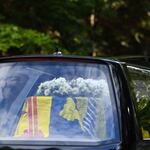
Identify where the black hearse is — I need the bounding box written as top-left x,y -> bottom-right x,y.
0,55 -> 149,150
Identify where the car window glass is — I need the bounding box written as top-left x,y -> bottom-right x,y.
127,65 -> 150,140
0,61 -> 118,143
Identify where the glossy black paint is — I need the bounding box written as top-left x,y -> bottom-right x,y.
0,55 -> 149,150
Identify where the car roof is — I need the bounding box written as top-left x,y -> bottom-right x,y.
0,55 -> 149,68
0,54 -> 122,64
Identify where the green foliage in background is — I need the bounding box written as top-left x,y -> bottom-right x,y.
0,23 -> 58,55
0,0 -> 149,56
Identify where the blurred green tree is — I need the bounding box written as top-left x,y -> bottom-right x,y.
0,23 -> 58,56
0,0 -> 149,56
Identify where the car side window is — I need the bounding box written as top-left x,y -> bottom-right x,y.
127,65 -> 150,140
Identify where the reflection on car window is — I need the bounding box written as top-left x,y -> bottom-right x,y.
128,66 -> 150,139
0,61 -> 118,142
0,74 -> 28,110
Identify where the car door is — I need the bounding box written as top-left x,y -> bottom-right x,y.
127,65 -> 150,150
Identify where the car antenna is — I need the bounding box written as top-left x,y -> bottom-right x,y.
53,48 -> 62,56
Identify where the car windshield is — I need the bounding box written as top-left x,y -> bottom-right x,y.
0,60 -> 118,143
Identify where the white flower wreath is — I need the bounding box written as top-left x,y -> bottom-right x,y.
37,77 -> 108,97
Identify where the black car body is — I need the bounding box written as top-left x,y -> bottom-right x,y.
0,55 -> 149,150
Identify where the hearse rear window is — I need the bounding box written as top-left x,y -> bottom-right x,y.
0,61 -> 118,143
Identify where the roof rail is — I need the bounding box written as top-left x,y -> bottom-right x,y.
118,56 -> 150,67
118,56 -> 150,61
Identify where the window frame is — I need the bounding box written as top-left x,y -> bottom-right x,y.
126,64 -> 150,141
0,58 -> 120,146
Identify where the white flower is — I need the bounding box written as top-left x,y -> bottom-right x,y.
37,77 -> 109,97
44,89 -> 50,96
